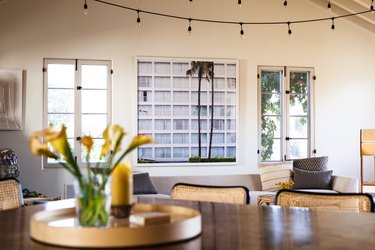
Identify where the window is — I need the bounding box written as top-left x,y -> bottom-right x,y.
137,58 -> 238,163
258,66 -> 315,162
43,59 -> 112,167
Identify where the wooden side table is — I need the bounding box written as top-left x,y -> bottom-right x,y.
257,194 -> 276,206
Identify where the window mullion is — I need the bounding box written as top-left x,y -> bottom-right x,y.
284,68 -> 290,161
75,60 -> 83,166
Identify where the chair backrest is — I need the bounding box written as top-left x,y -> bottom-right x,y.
275,189 -> 374,213
171,183 -> 250,205
0,178 -> 23,210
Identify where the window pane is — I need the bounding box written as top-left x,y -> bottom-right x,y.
47,64 -> 74,88
214,64 -> 225,75
155,119 -> 171,130
227,78 -> 236,90
48,89 -> 74,113
154,62 -> 171,75
214,78 -> 225,89
288,139 -> 308,159
212,105 -> 225,116
138,147 -> 153,159
226,92 -> 236,104
138,91 -> 152,103
138,105 -> 152,117
191,119 -> 208,130
48,114 -> 74,138
155,77 -> 171,88
261,93 -> 281,116
191,91 -> 207,103
82,90 -> 107,113
173,63 -> 189,75
138,119 -> 152,131
173,91 -> 189,103
138,76 -> 152,88
226,133 -> 236,143
261,138 -> 282,161
226,147 -> 236,157
290,72 -> 309,94
155,147 -> 171,158
289,116 -> 308,138
191,147 -> 207,157
155,133 -> 171,144
191,133 -> 208,144
191,106 -> 208,117
261,116 -> 281,138
191,77 -> 208,90
173,105 -> 189,116
81,65 -> 107,89
227,119 -> 236,130
173,133 -> 189,144
154,91 -> 171,102
211,147 -> 224,157
212,119 -> 225,130
289,94 -> 308,116
138,61 -> 152,74
173,147 -> 189,158
173,77 -> 189,89
261,71 -> 281,93
82,114 -> 107,138
173,119 -> 189,130
212,133 -> 225,143
214,92 -> 225,104
227,106 -> 236,117
154,105 -> 171,116
227,64 -> 236,77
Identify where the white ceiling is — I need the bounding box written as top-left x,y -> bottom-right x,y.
307,0 -> 375,32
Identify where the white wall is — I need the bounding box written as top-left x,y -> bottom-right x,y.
0,0 -> 374,197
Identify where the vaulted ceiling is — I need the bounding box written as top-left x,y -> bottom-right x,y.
307,0 -> 375,33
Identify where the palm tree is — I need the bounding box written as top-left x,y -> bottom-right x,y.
186,61 -> 214,159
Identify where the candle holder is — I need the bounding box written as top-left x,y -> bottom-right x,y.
111,203 -> 134,219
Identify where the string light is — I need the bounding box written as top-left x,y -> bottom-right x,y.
331,17 -> 335,30
239,22 -> 245,38
91,0 -> 374,35
83,0 -> 88,15
188,18 -> 192,35
287,21 -> 292,36
371,0 -> 374,13
327,0 -> 332,12
136,10 -> 141,27
238,0 -> 242,7
283,0 -> 288,7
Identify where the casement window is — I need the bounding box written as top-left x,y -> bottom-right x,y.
137,58 -> 238,164
258,66 -> 315,162
43,58 -> 112,167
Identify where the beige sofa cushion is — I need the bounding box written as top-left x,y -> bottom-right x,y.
259,163 -> 293,192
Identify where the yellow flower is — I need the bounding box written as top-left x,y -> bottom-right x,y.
30,136 -> 58,159
80,136 -> 94,155
100,125 -> 125,158
125,134 -> 154,154
44,125 -> 74,163
276,180 -> 294,189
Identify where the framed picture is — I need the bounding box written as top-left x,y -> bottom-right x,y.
0,69 -> 23,130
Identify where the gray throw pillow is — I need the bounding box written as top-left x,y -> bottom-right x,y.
133,172 -> 158,195
293,156 -> 328,172
293,168 -> 333,189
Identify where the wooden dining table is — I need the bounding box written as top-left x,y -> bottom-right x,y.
1,197 -> 375,249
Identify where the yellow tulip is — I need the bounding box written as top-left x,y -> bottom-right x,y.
80,136 -> 94,155
44,125 -> 73,162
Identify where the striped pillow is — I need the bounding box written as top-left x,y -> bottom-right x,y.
259,163 -> 293,192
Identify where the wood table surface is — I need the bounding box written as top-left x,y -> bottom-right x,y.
1,197 -> 375,249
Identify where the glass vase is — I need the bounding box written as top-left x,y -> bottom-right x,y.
74,174 -> 111,227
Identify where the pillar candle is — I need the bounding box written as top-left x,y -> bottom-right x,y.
111,161 -> 133,205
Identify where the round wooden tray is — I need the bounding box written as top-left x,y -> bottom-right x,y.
30,203 -> 202,248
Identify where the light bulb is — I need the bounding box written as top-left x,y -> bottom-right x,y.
83,0 -> 88,15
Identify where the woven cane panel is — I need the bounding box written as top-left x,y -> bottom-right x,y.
276,191 -> 373,213
0,179 -> 22,210
171,185 -> 248,205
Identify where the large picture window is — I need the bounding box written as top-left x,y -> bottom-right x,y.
137,58 -> 238,164
43,58 -> 112,167
258,66 -> 315,162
